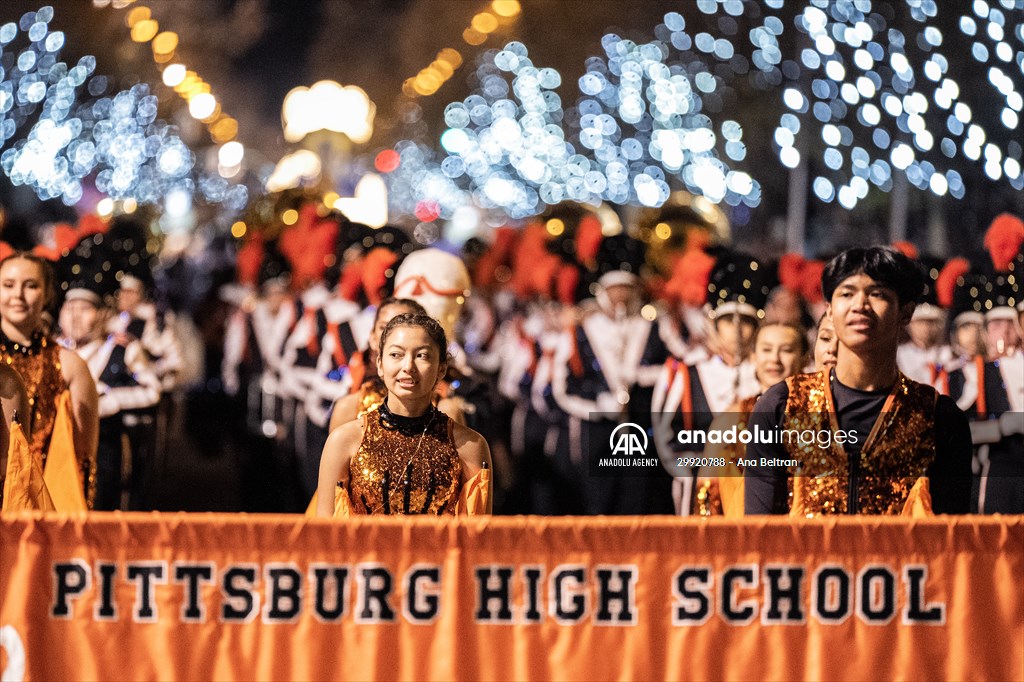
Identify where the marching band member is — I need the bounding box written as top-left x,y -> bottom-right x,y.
897,257 -> 956,393
58,277 -> 160,510
652,249 -> 767,515
745,247 -> 972,516
551,233 -> 673,515
277,276 -> 333,497
948,215 -> 1024,513
222,237 -> 295,436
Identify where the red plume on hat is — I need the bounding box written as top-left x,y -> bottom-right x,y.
555,263 -> 580,305
511,223 -> 551,299
662,246 -> 715,307
528,252 -> 561,300
77,214 -> 109,239
575,215 -> 603,269
280,202 -> 339,289
777,253 -> 806,293
338,255 -> 365,302
473,226 -> 518,290
236,234 -> 265,287
31,223 -> 81,261
800,259 -> 825,304
984,213 -> 1024,272
935,257 -> 970,309
362,247 -> 399,306
891,241 -> 919,260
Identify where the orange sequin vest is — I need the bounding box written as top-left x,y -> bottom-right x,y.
782,370 -> 937,515
348,407 -> 462,515
2,335 -> 94,507
4,337 -> 68,462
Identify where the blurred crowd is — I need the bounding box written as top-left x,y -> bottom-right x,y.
214,198 -> 1023,516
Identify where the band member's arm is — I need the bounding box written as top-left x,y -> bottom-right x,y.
61,348 -> 100,507
97,341 -> 162,417
743,382 -> 790,514
316,419 -> 362,519
927,395 -> 974,514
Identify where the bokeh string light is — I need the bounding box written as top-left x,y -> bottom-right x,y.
401,0 -> 521,99
771,0 -> 1023,208
381,0 -> 1020,222
383,141 -> 473,235
423,34 -> 761,218
0,6 -> 247,212
100,0 -> 241,144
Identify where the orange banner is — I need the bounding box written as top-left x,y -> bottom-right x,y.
1,514 -> 1022,681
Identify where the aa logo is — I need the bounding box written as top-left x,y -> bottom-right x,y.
609,423 -> 648,457
0,624 -> 26,682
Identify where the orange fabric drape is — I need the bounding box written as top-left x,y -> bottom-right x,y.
1,422 -> 55,512
43,391 -> 86,513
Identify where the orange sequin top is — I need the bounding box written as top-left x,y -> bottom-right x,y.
781,370 -> 936,516
348,405 -> 462,515
1,333 -> 95,507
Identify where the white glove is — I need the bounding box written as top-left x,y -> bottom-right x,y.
98,393 -> 120,419
595,392 -> 622,416
999,411 -> 1024,437
970,419 -> 1002,445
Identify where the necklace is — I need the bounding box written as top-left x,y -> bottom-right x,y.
379,399 -> 436,437
0,328 -> 46,357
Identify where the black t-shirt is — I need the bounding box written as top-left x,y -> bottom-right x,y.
744,371 -> 973,514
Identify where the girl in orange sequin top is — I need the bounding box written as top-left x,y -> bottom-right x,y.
0,254 -> 99,508
316,313 -> 491,517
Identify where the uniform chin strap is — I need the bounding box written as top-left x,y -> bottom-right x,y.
394,275 -> 466,298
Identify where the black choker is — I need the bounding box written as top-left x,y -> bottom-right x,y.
379,400 -> 436,437
0,329 -> 46,357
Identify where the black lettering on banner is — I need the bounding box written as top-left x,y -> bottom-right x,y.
221,565 -> 260,623
594,565 -> 638,625
812,565 -> 852,624
356,564 -> 396,623
126,562 -> 167,623
857,566 -> 896,624
720,565 -> 758,625
264,564 -> 303,623
404,565 -> 442,623
173,563 -> 215,623
51,560 -> 90,619
95,562 -> 118,621
550,566 -> 587,624
672,566 -> 713,626
762,565 -> 806,624
473,566 -> 514,623
521,566 -> 544,623
310,564 -> 349,623
902,566 -> 946,625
